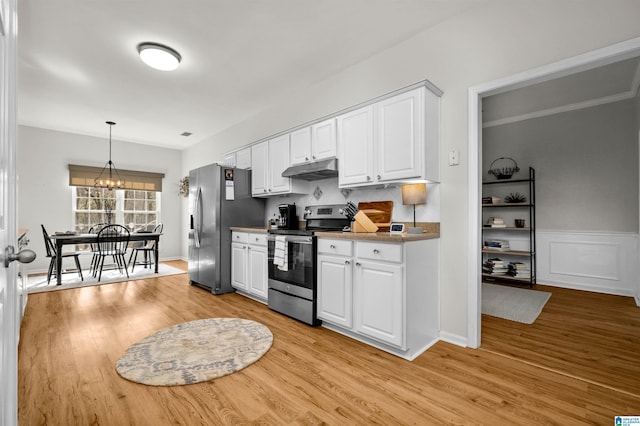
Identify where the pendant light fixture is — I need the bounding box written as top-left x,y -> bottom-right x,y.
95,121 -> 125,190
137,42 -> 181,71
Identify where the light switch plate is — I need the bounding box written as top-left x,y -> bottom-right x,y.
449,150 -> 459,166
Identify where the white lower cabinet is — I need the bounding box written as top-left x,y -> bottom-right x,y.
317,237 -> 439,360
354,259 -> 404,348
231,232 -> 268,302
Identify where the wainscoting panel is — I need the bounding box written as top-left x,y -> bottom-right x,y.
537,230 -> 638,296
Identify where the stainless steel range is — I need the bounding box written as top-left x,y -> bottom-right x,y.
267,204 -> 351,326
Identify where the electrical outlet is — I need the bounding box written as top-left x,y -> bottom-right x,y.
449,150 -> 460,166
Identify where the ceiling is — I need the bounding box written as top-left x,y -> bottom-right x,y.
482,57 -> 640,126
18,0 -> 480,150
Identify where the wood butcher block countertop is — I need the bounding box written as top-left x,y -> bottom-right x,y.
230,223 -> 440,242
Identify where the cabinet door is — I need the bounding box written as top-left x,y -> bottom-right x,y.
223,152 -> 236,167
231,242 -> 248,290
236,147 -> 252,169
251,141 -> 268,196
354,260 -> 404,348
290,127 -> 312,165
317,254 -> 353,328
337,105 -> 374,187
377,88 -> 423,182
268,134 -> 291,194
248,244 -> 268,299
311,118 -> 336,161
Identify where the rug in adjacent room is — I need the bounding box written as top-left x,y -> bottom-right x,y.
116,318 -> 273,386
482,283 -> 551,324
27,263 -> 185,293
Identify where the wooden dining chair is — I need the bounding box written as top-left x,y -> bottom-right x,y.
88,223 -> 107,274
94,224 -> 130,281
129,223 -> 163,272
41,224 -> 84,284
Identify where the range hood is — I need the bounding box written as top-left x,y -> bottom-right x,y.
281,157 -> 338,180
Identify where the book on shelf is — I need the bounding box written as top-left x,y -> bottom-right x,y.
485,217 -> 507,228
483,239 -> 510,251
483,257 -> 509,275
482,196 -> 502,204
507,261 -> 531,278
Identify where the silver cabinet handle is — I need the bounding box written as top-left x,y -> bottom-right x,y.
345,260 -> 350,265
312,155 -> 316,159
366,176 -> 371,181
330,244 -> 336,249
377,174 -> 381,180
305,157 -> 309,161
373,249 -> 380,254
255,237 -> 259,241
355,262 -> 361,266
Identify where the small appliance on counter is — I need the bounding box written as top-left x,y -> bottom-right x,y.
278,203 -> 298,230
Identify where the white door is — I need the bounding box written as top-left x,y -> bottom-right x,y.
1,0 -> 20,424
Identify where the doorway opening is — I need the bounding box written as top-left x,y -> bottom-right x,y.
466,37 -> 640,348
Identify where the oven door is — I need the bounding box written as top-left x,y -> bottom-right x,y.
267,234 -> 316,291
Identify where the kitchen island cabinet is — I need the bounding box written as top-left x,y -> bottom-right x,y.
317,236 -> 439,360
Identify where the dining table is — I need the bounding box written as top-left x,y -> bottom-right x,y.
49,231 -> 162,285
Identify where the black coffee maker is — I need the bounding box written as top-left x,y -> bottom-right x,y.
278,204 -> 298,230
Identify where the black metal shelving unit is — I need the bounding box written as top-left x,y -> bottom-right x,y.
481,167 -> 536,287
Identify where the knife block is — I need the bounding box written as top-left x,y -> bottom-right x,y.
352,211 -> 379,233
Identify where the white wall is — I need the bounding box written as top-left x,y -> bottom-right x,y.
182,1 -> 640,341
483,99 -> 638,232
17,125 -> 184,274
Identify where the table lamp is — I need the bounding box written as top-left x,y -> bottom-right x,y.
402,183 -> 427,234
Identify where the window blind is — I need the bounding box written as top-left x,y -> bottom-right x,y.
68,164 -> 165,192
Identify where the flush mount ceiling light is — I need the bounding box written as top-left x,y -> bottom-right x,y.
137,42 -> 181,71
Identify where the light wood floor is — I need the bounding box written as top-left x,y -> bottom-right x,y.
18,261 -> 640,425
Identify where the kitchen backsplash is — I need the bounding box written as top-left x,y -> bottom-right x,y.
265,177 -> 440,226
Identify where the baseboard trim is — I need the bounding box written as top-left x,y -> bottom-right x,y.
438,331 -> 468,348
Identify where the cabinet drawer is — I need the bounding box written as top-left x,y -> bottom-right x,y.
232,232 -> 248,243
249,233 -> 267,246
356,241 -> 402,263
318,239 -> 353,256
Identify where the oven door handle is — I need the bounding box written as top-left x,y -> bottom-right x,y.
267,235 -> 314,244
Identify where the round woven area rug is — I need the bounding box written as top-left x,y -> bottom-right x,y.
115,318 -> 273,386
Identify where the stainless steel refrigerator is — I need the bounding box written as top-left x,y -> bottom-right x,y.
188,164 -> 265,294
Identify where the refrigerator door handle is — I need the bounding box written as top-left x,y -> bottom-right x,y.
194,186 -> 202,248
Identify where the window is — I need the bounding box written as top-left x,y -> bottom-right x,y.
73,187 -> 161,233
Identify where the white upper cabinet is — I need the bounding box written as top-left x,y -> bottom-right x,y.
376,89 -> 423,182
250,141 -> 269,195
337,86 -> 440,187
337,105 -> 375,186
268,134 -> 291,194
311,118 -> 337,160
223,146 -> 252,169
251,135 -> 308,197
290,118 -> 337,165
235,147 -> 252,169
290,126 -> 313,165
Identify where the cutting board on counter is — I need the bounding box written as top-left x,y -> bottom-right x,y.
357,201 -> 393,232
